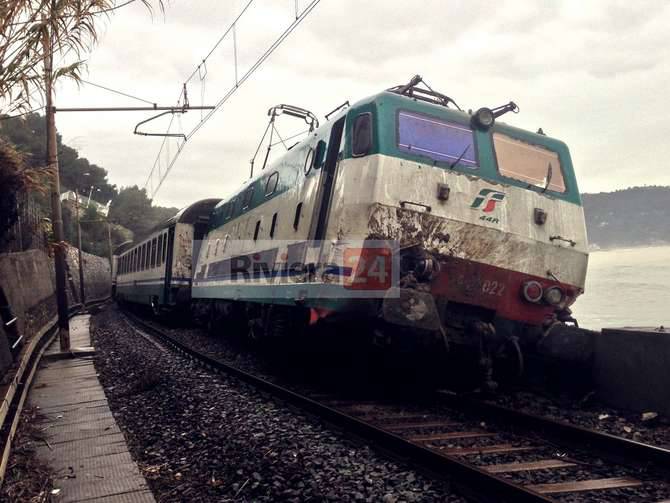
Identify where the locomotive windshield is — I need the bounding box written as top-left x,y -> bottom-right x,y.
397,110 -> 478,168
493,133 -> 566,193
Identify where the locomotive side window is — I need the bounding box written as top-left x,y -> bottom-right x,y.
253,220 -> 261,241
352,112 -> 372,157
242,186 -> 255,209
293,202 -> 303,231
265,172 -> 279,196
493,133 -> 566,193
397,110 -> 477,168
270,212 -> 278,239
304,148 -> 314,175
314,140 -> 326,169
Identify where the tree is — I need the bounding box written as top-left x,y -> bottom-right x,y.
108,185 -> 177,240
0,1 -> 161,115
0,112 -> 117,203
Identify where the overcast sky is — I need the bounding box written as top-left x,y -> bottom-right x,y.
52,0 -> 670,208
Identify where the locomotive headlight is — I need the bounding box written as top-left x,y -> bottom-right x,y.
522,281 -> 543,303
543,286 -> 564,306
472,107 -> 495,130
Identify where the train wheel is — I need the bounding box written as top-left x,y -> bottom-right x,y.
150,296 -> 160,317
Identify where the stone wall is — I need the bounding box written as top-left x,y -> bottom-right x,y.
63,246 -> 111,304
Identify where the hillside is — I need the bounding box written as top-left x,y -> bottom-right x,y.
0,113 -> 179,254
582,186 -> 670,249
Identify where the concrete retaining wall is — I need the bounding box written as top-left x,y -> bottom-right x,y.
594,327 -> 670,416
0,249 -> 56,339
0,246 -> 111,375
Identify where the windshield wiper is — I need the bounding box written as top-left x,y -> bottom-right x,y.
541,162 -> 553,193
449,145 -> 470,169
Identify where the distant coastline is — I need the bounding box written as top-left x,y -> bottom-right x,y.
582,186 -> 670,250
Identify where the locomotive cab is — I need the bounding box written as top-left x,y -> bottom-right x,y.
325,78 -> 589,385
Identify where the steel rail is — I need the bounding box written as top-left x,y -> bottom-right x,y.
122,312 -> 549,503
436,391 -> 670,474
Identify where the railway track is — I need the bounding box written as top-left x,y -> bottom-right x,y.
123,311 -> 670,502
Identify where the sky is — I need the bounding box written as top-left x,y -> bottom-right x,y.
50,0 -> 670,208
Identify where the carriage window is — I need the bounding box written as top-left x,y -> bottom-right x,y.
293,202 -> 303,231
242,186 -> 255,209
152,238 -> 158,267
493,133 -> 566,193
143,243 -> 149,270
397,110 -> 477,168
270,213 -> 278,239
265,172 -> 279,196
162,233 -> 167,263
158,235 -> 163,264
352,112 -> 372,157
133,248 -> 138,272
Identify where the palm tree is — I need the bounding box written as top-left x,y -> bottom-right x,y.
0,0 -> 161,116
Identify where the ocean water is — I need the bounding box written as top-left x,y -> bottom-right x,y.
572,246 -> 670,330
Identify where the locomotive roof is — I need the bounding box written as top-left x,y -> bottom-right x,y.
211,89 -> 573,219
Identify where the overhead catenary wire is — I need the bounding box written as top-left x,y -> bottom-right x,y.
143,0 -> 322,198
79,79 -> 156,106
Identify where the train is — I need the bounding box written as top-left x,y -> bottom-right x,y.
113,76 -> 589,388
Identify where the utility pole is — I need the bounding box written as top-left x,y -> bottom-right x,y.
75,191 -> 86,306
107,222 -> 113,283
43,7 -> 70,352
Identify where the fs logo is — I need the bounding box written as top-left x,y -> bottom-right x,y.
470,189 -> 506,213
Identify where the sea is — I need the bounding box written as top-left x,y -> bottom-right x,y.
571,245 -> 670,330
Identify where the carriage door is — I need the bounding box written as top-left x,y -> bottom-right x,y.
163,225 -> 175,304
311,117 -> 345,241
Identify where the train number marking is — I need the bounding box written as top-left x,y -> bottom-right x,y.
479,215 -> 500,224
482,280 -> 505,296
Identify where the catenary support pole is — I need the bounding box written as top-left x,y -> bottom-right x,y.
75,191 -> 86,306
43,8 -> 70,351
107,222 -> 113,283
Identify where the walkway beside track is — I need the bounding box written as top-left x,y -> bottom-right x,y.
27,314 -> 154,503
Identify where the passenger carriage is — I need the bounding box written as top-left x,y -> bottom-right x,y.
115,199 -> 220,312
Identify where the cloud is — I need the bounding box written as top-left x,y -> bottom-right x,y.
49,0 -> 670,208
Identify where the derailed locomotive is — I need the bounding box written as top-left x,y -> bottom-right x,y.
115,76 -> 589,386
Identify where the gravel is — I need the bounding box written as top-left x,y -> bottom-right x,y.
487,390 -> 670,449
92,304 -> 465,502
116,307 -> 670,501
136,311 -> 670,451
